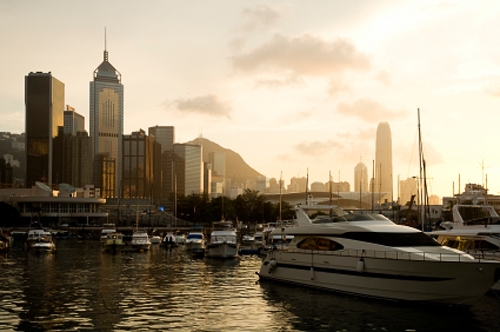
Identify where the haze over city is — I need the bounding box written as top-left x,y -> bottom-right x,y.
2,0 -> 500,199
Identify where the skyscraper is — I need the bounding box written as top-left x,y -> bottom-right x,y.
173,143 -> 203,196
64,105 -> 85,135
374,122 -> 393,203
148,126 -> 174,153
89,39 -> 124,197
25,72 -> 65,187
122,129 -> 160,199
148,126 -> 175,205
354,161 -> 368,193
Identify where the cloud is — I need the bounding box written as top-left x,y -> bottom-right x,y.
231,34 -> 370,77
169,94 -> 232,118
327,79 -> 350,96
336,98 -> 406,123
253,74 -> 305,89
294,140 -> 341,156
240,5 -> 284,33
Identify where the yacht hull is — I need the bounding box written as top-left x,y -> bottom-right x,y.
259,250 -> 500,307
206,242 -> 239,259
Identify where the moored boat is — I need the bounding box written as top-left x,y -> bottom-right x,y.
257,205 -> 500,307
428,186 -> 500,290
184,232 -> 206,256
103,232 -> 126,254
26,229 -> 56,253
206,221 -> 239,259
130,231 -> 152,252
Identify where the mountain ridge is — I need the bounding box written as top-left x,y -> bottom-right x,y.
184,137 -> 264,184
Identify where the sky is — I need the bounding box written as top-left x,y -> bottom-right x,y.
2,0 -> 500,200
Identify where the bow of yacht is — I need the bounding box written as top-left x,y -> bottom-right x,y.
258,205 -> 500,307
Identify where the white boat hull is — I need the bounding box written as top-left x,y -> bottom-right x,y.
259,249 -> 500,306
206,242 -> 239,258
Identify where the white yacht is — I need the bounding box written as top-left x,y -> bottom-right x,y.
428,190 -> 500,290
184,232 -> 206,255
257,205 -> 500,307
150,234 -> 162,245
206,221 -> 239,259
131,231 -> 152,252
26,229 -> 56,253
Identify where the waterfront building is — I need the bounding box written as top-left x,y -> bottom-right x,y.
354,161 -> 368,193
89,41 -> 123,198
173,143 -> 203,196
25,72 -> 65,188
374,122 -> 393,203
0,183 -> 107,226
64,105 -> 85,135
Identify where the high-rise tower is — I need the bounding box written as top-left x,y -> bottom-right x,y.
374,122 -> 393,203
89,34 -> 123,198
354,160 -> 368,193
25,72 -> 65,188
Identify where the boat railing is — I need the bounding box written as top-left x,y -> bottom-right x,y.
466,250 -> 500,261
278,248 -> 485,262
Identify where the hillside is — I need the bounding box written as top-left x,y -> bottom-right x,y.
185,137 -> 264,184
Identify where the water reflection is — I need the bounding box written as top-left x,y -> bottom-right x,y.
259,281 -> 499,332
0,240 -> 499,331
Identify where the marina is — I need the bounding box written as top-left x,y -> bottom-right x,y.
1,238 -> 500,331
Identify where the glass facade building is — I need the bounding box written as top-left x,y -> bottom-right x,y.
25,72 -> 64,188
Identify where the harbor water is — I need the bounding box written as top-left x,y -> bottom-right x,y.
1,239 -> 500,331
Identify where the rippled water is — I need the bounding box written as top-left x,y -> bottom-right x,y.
1,240 -> 500,331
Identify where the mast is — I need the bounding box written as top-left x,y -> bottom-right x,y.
279,171 -> 283,222
417,108 -> 430,231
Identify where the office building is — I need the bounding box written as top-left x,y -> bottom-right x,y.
148,126 -> 174,153
64,105 -> 85,135
89,42 -> 123,197
122,129 -> 161,199
173,143 -> 203,196
374,122 -> 393,203
25,72 -> 65,187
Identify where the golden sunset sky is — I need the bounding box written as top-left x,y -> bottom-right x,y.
1,1 -> 499,199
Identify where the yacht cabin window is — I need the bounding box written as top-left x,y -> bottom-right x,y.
297,237 -> 344,251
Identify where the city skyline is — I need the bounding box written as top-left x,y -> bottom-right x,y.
2,1 -> 500,199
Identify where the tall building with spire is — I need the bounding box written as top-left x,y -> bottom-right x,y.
89,33 -> 123,198
374,122 -> 393,203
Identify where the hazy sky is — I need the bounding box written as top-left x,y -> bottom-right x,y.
2,0 -> 500,199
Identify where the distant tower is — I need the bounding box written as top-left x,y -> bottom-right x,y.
354,160 -> 368,193
25,72 -> 65,187
89,30 -> 124,197
374,122 -> 393,203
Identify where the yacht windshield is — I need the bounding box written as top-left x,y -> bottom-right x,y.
341,231 -> 440,247
331,213 -> 394,223
187,234 -> 203,240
